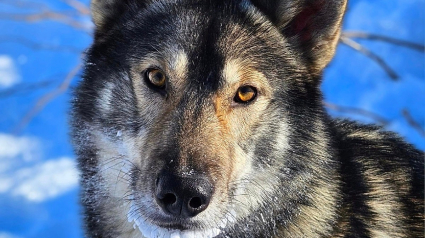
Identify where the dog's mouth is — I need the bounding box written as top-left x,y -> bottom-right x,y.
150,221 -> 223,238
128,205 -> 223,238
154,220 -> 200,231
128,200 -> 201,228
160,223 -> 188,230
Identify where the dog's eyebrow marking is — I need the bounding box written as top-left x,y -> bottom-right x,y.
222,59 -> 242,85
171,50 -> 188,79
97,82 -> 114,115
222,59 -> 270,91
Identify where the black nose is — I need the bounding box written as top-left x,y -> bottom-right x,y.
155,171 -> 213,218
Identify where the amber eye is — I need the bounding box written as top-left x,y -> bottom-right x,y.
234,86 -> 257,103
145,68 -> 166,88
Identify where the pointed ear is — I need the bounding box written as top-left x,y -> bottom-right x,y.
91,0 -> 147,33
251,0 -> 347,73
91,0 -> 124,29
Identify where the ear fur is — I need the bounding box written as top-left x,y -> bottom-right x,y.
91,0 -> 148,33
92,0 -> 123,28
251,0 -> 347,73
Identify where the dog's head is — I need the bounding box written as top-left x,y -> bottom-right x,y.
74,0 -> 346,237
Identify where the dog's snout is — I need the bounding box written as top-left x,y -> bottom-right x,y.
155,171 -> 213,218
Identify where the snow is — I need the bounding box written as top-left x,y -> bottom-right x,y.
0,134 -> 78,202
0,55 -> 19,88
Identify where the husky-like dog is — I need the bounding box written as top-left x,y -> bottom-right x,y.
71,0 -> 424,237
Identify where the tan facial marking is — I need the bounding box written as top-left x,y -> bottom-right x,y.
214,95 -> 231,135
219,59 -> 272,138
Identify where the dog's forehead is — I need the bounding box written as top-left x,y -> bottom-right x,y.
137,2 -> 279,91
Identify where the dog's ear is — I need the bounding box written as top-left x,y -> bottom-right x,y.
251,0 -> 347,73
91,0 -> 148,33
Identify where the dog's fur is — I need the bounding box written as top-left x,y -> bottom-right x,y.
70,0 -> 424,237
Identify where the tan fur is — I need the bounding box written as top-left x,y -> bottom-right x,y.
362,162 -> 407,237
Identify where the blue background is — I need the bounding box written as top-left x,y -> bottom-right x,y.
0,0 -> 423,237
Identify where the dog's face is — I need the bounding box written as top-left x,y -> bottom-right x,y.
74,0 -> 346,237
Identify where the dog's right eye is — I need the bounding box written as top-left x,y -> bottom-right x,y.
144,68 -> 167,89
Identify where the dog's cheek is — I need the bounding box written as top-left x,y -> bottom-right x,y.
229,98 -> 271,143
222,97 -> 273,184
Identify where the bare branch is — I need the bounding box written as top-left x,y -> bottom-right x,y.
342,31 -> 425,52
402,109 -> 425,137
0,0 -> 49,10
0,36 -> 83,53
0,11 -> 88,29
60,0 -> 90,15
0,80 -> 56,98
340,36 -> 399,80
12,63 -> 82,135
324,102 -> 390,126
0,72 -> 70,98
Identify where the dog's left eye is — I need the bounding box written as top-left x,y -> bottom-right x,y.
234,86 -> 257,103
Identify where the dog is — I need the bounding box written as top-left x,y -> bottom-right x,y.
70,0 -> 424,237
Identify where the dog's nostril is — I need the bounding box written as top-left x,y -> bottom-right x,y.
161,193 -> 177,205
189,197 -> 203,209
155,171 -> 214,218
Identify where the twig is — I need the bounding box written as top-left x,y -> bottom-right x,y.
0,80 -> 56,98
0,72 -> 69,98
402,109 -> 425,137
340,36 -> 399,80
12,63 -> 82,135
0,11 -> 87,29
0,0 -> 49,10
342,31 -> 425,52
0,36 -> 83,53
61,0 -> 90,15
324,102 -> 390,126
